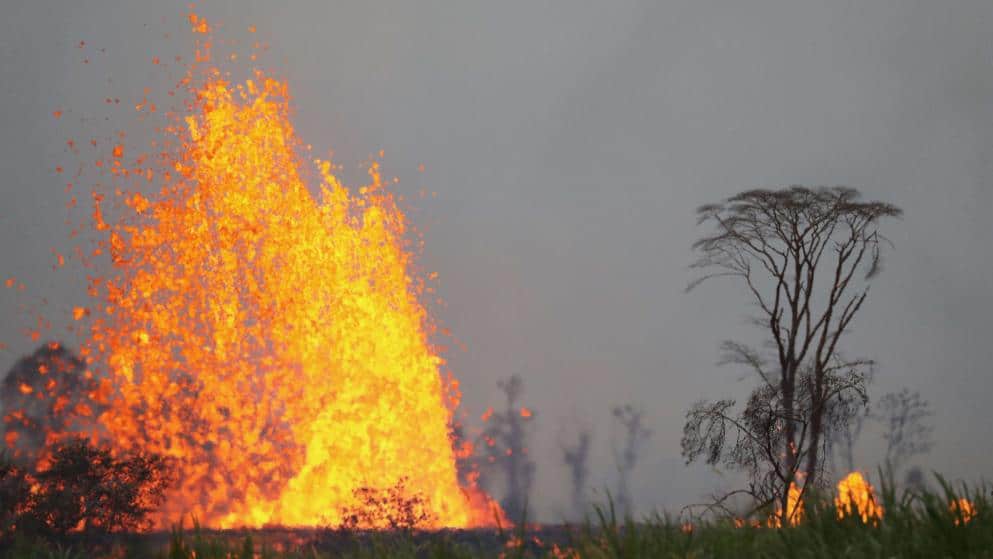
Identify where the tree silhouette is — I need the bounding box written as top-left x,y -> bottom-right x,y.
875,388 -> 934,477
478,375 -> 535,523
612,404 -> 651,518
0,438 -> 172,541
559,422 -> 592,518
681,186 -> 901,523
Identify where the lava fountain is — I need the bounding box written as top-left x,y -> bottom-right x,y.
65,14 -> 495,529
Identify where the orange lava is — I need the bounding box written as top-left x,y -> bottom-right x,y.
67,13 -> 496,529
835,472 -> 883,524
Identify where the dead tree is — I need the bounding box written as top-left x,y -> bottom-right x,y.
681,186 -> 901,523
875,388 -> 934,477
559,423 -> 592,518
479,375 -> 535,523
612,404 -> 652,518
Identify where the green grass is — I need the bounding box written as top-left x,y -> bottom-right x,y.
2,476 -> 989,558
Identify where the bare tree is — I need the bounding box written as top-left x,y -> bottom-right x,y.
681,186 -> 901,523
611,404 -> 652,518
559,423 -> 592,518
875,388 -> 934,477
479,375 -> 536,523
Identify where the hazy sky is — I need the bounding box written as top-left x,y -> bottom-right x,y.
1,1 -> 991,520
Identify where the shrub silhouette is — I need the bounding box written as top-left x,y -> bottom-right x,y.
3,438 -> 173,540
338,477 -> 434,531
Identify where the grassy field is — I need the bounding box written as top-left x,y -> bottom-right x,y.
2,477 -> 989,558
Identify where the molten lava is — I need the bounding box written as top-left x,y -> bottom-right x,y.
62,14 -> 495,528
835,472 -> 883,524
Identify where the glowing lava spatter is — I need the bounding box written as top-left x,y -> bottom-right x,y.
72,14 -> 496,528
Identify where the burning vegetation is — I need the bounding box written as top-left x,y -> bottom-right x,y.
835,472 -> 884,524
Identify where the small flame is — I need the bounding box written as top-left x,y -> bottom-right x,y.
767,481 -> 804,527
835,472 -> 883,524
951,498 -> 975,525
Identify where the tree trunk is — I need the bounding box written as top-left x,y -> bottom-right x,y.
779,358 -> 802,524
804,368 -> 826,487
805,412 -> 822,487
